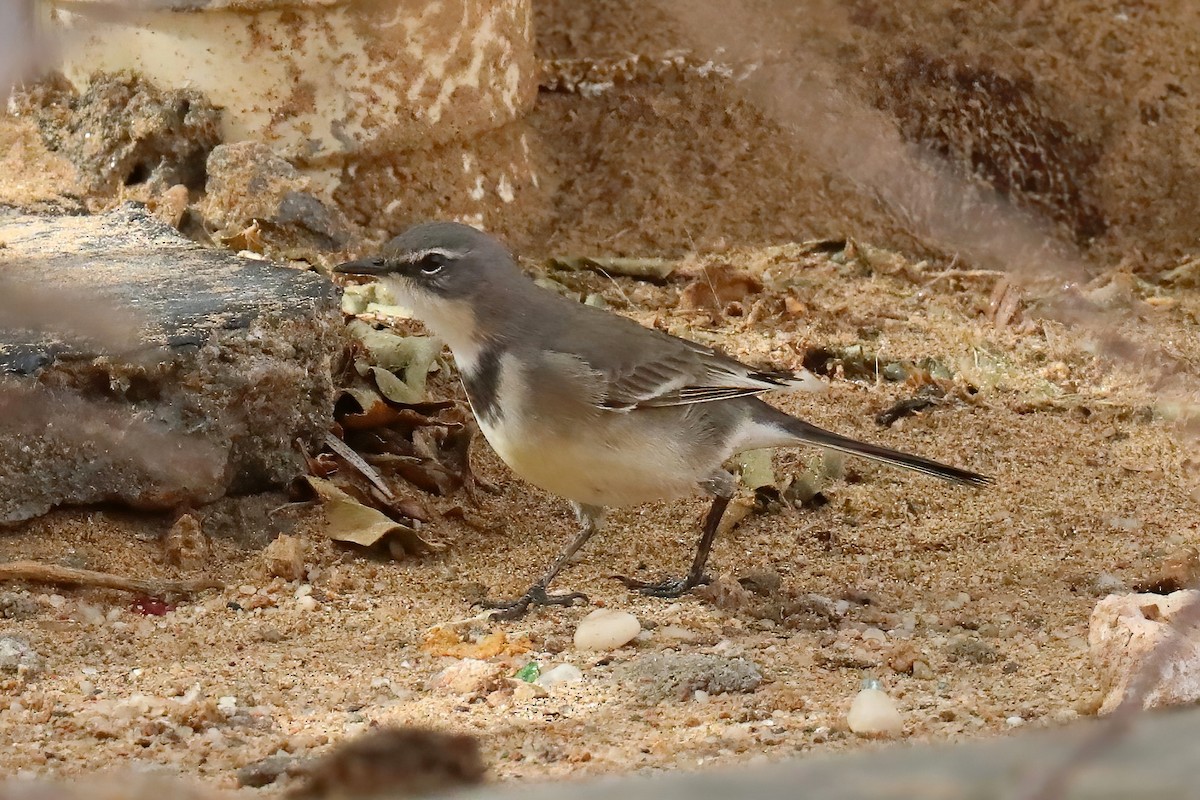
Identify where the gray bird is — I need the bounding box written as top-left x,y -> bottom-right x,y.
336,222 -> 989,619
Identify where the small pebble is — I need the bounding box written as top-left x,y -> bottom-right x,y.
263,534 -> 306,581
237,754 -> 302,788
658,625 -> 700,642
512,681 -> 549,702
426,659 -> 502,696
912,660 -> 935,680
1006,715 -> 1025,727
535,663 -> 583,689
573,609 -> 641,651
297,595 -> 319,612
846,687 -> 903,737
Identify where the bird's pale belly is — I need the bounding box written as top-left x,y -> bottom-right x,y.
476,411 -> 707,508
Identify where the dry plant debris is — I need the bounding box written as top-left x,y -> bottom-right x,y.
0,561 -> 220,596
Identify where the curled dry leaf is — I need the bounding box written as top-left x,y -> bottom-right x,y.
335,388 -> 457,432
304,476 -> 444,558
348,320 -> 443,405
220,220 -> 265,253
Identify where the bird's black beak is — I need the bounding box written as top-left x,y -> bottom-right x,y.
334,256 -> 390,276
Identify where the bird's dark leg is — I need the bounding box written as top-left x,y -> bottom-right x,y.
482,504 -> 600,620
618,476 -> 734,597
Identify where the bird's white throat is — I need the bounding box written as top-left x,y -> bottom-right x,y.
379,275 -> 486,370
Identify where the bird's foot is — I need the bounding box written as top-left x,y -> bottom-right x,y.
614,574 -> 710,598
481,585 -> 589,621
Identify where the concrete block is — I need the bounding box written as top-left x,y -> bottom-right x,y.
0,203 -> 341,523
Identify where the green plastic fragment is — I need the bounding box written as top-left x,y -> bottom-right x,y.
514,662 -> 540,683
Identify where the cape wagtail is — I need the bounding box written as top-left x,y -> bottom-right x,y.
336,222 -> 990,619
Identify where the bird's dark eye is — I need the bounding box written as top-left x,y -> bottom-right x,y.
419,253 -> 448,275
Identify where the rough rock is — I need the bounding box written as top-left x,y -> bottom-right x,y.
15,71 -> 220,193
200,142 -> 349,255
1090,590 -> 1200,713
426,659 -> 504,697
162,513 -> 210,570
0,635 -> 44,677
0,204 -> 342,524
617,652 -> 762,702
236,754 -> 306,789
295,726 -> 485,798
262,534 -> 306,581
0,593 -> 41,621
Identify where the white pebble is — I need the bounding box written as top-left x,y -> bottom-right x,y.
658,624 -> 700,642
861,627 -> 887,642
1006,715 -> 1025,727
847,687 -> 903,737
535,663 -> 583,689
296,595 -> 318,612
573,609 -> 641,651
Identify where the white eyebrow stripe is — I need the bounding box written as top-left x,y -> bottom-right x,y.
395,247 -> 467,263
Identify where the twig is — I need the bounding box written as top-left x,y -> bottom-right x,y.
0,560 -> 221,595
324,432 -> 396,502
548,256 -> 678,280
922,267 -> 1007,286
1018,589 -> 1200,800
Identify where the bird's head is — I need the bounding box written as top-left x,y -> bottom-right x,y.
335,221 -> 522,355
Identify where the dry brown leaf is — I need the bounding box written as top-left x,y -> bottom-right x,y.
304,476 -> 443,557
220,220 -> 265,253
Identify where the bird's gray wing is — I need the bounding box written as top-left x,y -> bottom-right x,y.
584,329 -> 822,410
534,291 -> 824,410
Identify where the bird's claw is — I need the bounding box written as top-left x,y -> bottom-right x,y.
613,574 -> 710,598
481,585 -> 589,621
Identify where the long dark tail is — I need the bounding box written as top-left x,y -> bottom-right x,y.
779,414 -> 991,487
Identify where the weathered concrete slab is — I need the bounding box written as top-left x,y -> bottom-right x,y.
0,203 -> 342,523
454,706 -> 1200,800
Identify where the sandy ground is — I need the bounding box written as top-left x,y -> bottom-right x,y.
1,245 -> 1198,794
3,0 -> 1200,796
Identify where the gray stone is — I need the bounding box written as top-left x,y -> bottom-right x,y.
0,635 -> 44,677
201,142 -> 349,254
236,754 -> 306,789
0,204 -> 342,523
617,652 -> 762,702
